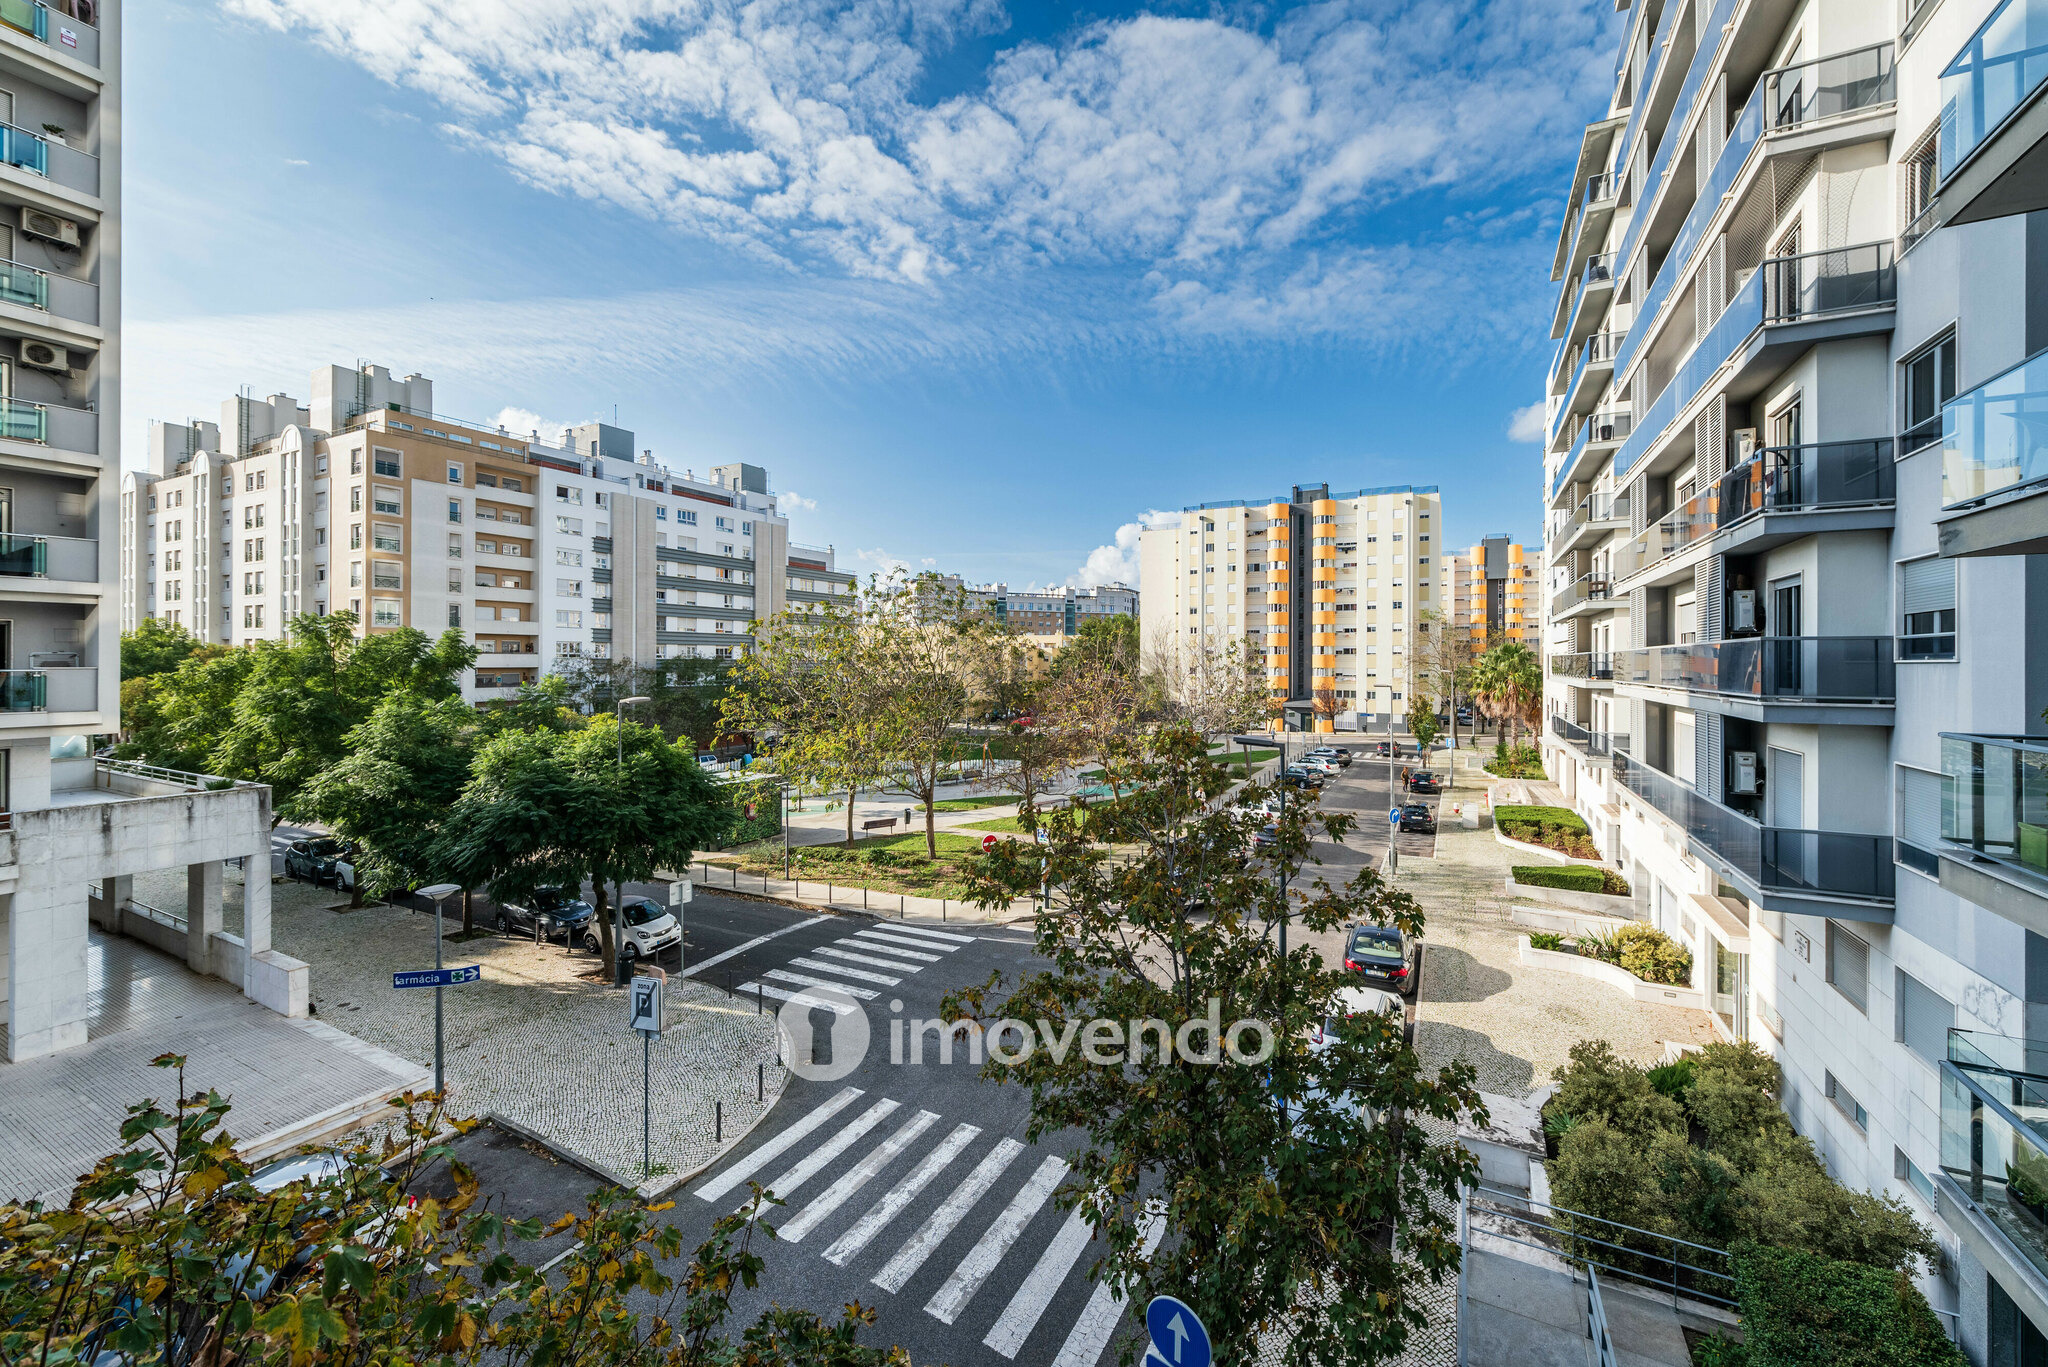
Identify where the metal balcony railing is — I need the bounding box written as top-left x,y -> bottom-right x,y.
1940,0 -> 2048,182
1943,1027 -> 2048,1288
1549,652 -> 1616,680
1614,637 -> 1896,702
1765,42 -> 1897,131
1941,733 -> 2048,887
1942,346 -> 2048,510
1550,714 -> 1628,760
0,532 -> 95,580
1550,575 -> 1613,615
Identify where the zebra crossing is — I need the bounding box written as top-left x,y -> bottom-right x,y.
732,921 -> 974,1015
692,1085 -> 1154,1364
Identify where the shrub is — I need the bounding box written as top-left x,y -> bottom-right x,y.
1528,931 -> 1566,952
1548,1039 -> 1684,1142
1495,805 -> 1590,856
1729,1131 -> 1940,1274
1581,923 -> 1692,986
1647,1056 -> 1697,1101
1485,745 -> 1545,778
1687,1041 -> 1788,1166
1511,863 -> 1632,896
1692,1334 -> 1749,1367
1731,1244 -> 1963,1367
1547,1118 -> 1662,1235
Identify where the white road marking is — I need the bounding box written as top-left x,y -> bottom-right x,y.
824,1123 -> 982,1267
842,935 -> 941,963
861,929 -> 964,954
871,1138 -> 1024,1294
814,946 -> 927,973
753,1098 -> 901,1208
736,981 -> 859,1016
984,1205 -> 1098,1358
788,956 -> 901,987
765,968 -> 879,999
694,1087 -> 863,1203
1047,1209 -> 1167,1367
778,1109 -> 940,1243
678,915 -> 832,980
924,1154 -> 1070,1325
879,924 -> 976,945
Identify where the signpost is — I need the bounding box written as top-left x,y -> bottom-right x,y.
982,833 -> 998,852
1036,826 -> 1050,913
392,966 -> 481,990
1143,1296 -> 1211,1367
670,879 -> 693,973
630,969 -> 666,1177
409,883 -> 467,1096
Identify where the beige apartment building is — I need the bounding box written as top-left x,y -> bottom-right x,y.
1439,534 -> 1539,648
1138,483 -> 1442,732
937,577 -> 1138,654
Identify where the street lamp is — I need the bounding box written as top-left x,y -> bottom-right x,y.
614,697 -> 652,984
416,882 -> 463,1096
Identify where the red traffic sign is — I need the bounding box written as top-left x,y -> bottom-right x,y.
982,834 -> 999,852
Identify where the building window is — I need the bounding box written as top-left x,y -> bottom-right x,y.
1893,1147 -> 1936,1205
373,488 -> 401,515
448,463 -> 463,484
1899,557 -> 1956,660
350,487 -> 362,512
1895,969 -> 1954,1067
350,524 -> 363,550
556,610 -> 583,627
557,578 -> 583,597
448,499 -> 463,524
373,524 -> 402,553
1895,765 -> 1943,878
556,485 -> 581,504
1827,922 -> 1869,1013
1902,124 -> 1940,243
371,599 -> 402,628
373,449 -> 401,477
742,521 -> 753,535
679,509 -> 698,525
1901,331 -> 1956,453
556,516 -> 583,535
350,451 -> 363,475
557,548 -> 583,566
447,603 -> 461,628
1824,1071 -> 1869,1131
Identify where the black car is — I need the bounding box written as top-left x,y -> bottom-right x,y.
283,837 -> 353,885
1398,803 -> 1436,834
1407,770 -> 1443,795
1253,824 -> 1280,852
495,886 -> 598,943
1343,923 -> 1421,996
1282,765 -> 1325,789
1371,741 -> 1399,758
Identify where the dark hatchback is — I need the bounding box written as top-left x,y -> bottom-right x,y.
495,886 -> 598,943
1407,770 -> 1443,794
1343,924 -> 1421,997
283,837 -> 353,885
1398,803 -> 1436,834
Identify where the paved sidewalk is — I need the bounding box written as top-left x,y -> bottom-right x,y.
674,857 -> 1040,927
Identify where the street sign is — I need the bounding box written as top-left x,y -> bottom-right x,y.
982,834 -> 999,852
670,878 -> 693,906
393,965 -> 480,990
1036,827 -> 1050,845
1389,807 -> 1403,826
1143,1296 -> 1211,1367
629,975 -> 664,1035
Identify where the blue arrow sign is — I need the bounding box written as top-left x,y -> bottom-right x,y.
393,965 -> 481,990
1144,1296 -> 1211,1367
1389,806 -> 1403,825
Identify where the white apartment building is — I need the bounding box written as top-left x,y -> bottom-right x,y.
1540,0 -> 2048,1356
1139,483 -> 1442,732
120,364 -> 854,697
937,576 -> 1139,653
0,2 -> 290,1066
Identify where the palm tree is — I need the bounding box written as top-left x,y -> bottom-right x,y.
1470,641 -> 1542,752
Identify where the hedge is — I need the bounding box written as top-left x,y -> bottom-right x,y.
1732,1244 -> 1963,1367
1511,863 -> 1630,896
1496,804 -> 1589,834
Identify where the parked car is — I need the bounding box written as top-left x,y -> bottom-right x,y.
1282,766 -> 1325,789
1343,923 -> 1421,996
283,837 -> 355,886
1407,770 -> 1443,795
579,895 -> 682,965
1253,824 -> 1280,852
495,886 -> 598,943
1308,984 -> 1404,1050
1398,803 -> 1436,834
1306,746 -> 1353,767
1301,756 -> 1341,776
1371,741 -> 1399,758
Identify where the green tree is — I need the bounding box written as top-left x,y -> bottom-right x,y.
120,616 -> 209,680
945,728 -> 1483,1366
1047,612 -> 1140,682
1468,640 -> 1542,751
435,717 -> 727,981
1415,608 -> 1475,752
1406,695 -> 1441,752
869,575 -> 999,858
557,654 -> 735,751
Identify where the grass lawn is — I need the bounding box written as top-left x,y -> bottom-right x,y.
963,815 -> 1028,834
929,795 -> 1019,812
1209,747 -> 1280,766
712,829 -> 994,900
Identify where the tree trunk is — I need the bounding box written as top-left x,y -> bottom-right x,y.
461,887 -> 473,936
593,881 -> 617,983
924,778 -> 938,860
846,784 -> 857,847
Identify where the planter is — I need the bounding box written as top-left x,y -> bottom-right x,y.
1510,906 -> 1641,940
1504,874 -> 1638,917
1491,824 -> 1605,866
1517,935 -> 1708,1010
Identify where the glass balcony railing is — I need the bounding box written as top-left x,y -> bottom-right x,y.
1613,439 -> 1895,579
0,0 -> 99,65
1550,714 -> 1627,760
1941,733 -> 2048,887
1550,575 -> 1613,616
1940,0 -> 2048,182
1614,0 -> 1739,284
1943,1027 -> 2048,1286
1613,637 -> 1896,702
1549,651 -> 1616,681
1766,42 -> 1897,131
1616,751 -> 1895,901
1550,411 -> 1633,502
0,668 -> 44,711
1941,346 -> 2048,509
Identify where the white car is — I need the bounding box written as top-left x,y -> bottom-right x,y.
1306,747 -> 1353,767
1307,985 -> 1404,1051
1301,756 -> 1342,776
580,895 -> 682,965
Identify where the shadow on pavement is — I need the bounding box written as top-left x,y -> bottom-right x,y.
1417,943 -> 1514,1003
1414,1020 -> 1536,1094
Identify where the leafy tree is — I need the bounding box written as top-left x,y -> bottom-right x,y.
1414,608 -> 1476,752
1405,695 -> 1441,752
120,616 -> 210,680
868,574 -> 1001,858
1036,654 -> 1150,799
1146,630 -> 1268,737
945,728 -> 1483,1366
1048,612 -> 1140,683
1468,640 -> 1542,751
0,1057 -> 907,1367
434,717 -> 727,980
557,654 -> 735,750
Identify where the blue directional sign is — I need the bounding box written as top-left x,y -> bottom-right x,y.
392,965 -> 481,990
1144,1296 -> 1211,1367
1389,806 -> 1403,825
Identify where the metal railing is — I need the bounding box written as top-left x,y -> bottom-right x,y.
1463,1184 -> 1737,1308
1761,241 -> 1897,323
1766,41 -> 1897,130
1587,1266 -> 1619,1367
1549,652 -> 1615,680
1550,715 -> 1628,760
1550,575 -> 1613,615
95,757 -> 245,791
1943,1027 -> 2048,1289
1614,637 -> 1895,702
1941,345 -> 2048,510
1941,733 -> 2048,885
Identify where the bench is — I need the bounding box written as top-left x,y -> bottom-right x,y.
861,817 -> 899,833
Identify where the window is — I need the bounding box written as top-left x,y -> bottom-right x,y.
656,507 -> 667,521
1899,557 -> 1956,659
350,524 -> 363,549
476,471 -> 498,488
555,640 -> 583,657
1902,332 -> 1956,452
556,485 -> 581,504
1896,970 -> 1954,1066
350,451 -> 363,475
371,599 -> 402,628
1824,1071 -> 1869,1131
1894,1147 -> 1935,1205
448,463 -> 463,484
373,487 -> 401,515
556,516 -> 583,535
448,570 -> 463,592
742,521 -> 753,536
447,603 -> 462,628
679,509 -> 698,525
556,610 -> 583,628
556,578 -> 584,597
447,533 -> 463,559
350,487 -> 362,512
373,449 -> 401,477
448,499 -> 462,524
1895,765 -> 1943,877
716,516 -> 731,530
1902,125 -> 1940,242
372,561 -> 402,590
350,562 -> 363,587
557,549 -> 583,566
372,524 -> 402,553
1827,922 -> 1869,1013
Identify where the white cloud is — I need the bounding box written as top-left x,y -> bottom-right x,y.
1070,508 -> 1178,589
1507,401 -> 1546,443
492,405 -> 579,444
284,157 -> 310,166
854,545 -> 915,579
776,488 -> 819,511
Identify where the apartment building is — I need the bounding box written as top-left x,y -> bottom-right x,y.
1439,534 -> 1540,647
120,364 -> 855,697
938,577 -> 1139,653
1138,483 -> 1441,732
1538,0 -> 2048,1356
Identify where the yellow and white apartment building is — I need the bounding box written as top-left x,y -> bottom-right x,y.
1440,534 -> 1540,648
1138,483 -> 1442,732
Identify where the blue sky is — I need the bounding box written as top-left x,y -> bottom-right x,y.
126,0 -> 1622,587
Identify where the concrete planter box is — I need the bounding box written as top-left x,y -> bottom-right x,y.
1517,934 -> 1706,1010
1491,825 -> 1605,866
1504,874 -> 1638,917
1510,906 -> 1641,939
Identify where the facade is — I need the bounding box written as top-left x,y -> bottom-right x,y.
1139,483 -> 1441,732
1538,0 -> 2048,1356
0,2 -> 290,1066
938,577 -> 1138,653
121,364 -> 855,697
1440,535 -> 1539,647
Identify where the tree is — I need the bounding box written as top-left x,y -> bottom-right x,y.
1406,695 -> 1441,753
1034,654 -> 1150,799
0,1057 -> 908,1367
946,729 -> 1484,1366
434,717 -> 727,981
1146,628 -> 1267,738
1414,608 -> 1475,753
867,575 -> 999,859
557,654 -> 735,751
1048,612 -> 1140,683
1468,640 -> 1542,751
120,616 -> 210,680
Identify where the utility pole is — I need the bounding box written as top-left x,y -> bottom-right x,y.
615,695 -> 651,986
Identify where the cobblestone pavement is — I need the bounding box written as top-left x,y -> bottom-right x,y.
136,866 -> 783,1189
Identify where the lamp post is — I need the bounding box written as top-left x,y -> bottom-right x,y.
615,696 -> 652,985
417,882 -> 463,1096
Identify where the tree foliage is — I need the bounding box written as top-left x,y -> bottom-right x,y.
1467,641 -> 1542,751
555,654 -> 736,751
120,616 -> 211,681
1048,613 -> 1140,683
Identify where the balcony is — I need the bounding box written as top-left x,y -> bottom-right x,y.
1549,651 -> 1615,682
1549,574 -> 1613,618
0,258 -> 96,328
1549,410 -> 1633,504
1937,347 -> 2048,557
0,395 -> 96,455
0,120 -> 97,198
1613,439 -> 1896,585
1940,1030 -> 2048,1325
1550,714 -> 1627,762
0,531 -> 93,581
1936,0 -> 2048,227
1613,637 -> 1895,722
1549,251 -> 1617,350
1615,750 -> 1895,913
1939,734 -> 2048,926
0,665 -> 94,713
1558,330 -> 1621,417
0,0 -> 99,66
1549,489 -> 1630,555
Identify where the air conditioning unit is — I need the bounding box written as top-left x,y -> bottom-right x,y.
1729,589 -> 1759,635
1730,427 -> 1759,465
19,339 -> 68,372
1728,750 -> 1760,796
20,207 -> 79,249
29,651 -> 77,668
